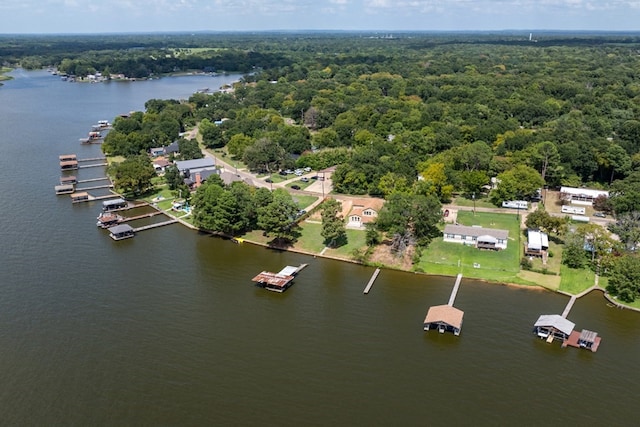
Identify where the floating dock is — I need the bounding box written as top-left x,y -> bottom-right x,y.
424,274 -> 464,336
252,264 -> 308,293
363,268 -> 380,294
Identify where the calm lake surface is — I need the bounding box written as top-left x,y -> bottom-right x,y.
1,70 -> 639,426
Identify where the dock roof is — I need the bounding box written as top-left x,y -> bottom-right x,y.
108,224 -> 134,234
251,271 -> 294,288
424,305 -> 464,329
534,314 -> 575,336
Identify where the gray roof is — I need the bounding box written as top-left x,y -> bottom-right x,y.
175,158 -> 215,172
534,314 -> 575,336
528,229 -> 549,250
165,141 -> 180,153
579,329 -> 598,343
444,224 -> 509,240
108,224 -> 134,234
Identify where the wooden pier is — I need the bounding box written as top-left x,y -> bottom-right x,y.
119,211 -> 163,223
132,219 -> 178,232
77,156 -> 107,162
76,184 -> 114,191
77,177 -> 109,183
561,295 -> 577,318
78,163 -> 108,169
363,268 -> 381,294
448,274 -> 463,306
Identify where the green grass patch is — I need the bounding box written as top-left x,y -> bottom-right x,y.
559,264 -> 596,294
453,195 -> 496,209
417,210 -> 526,284
293,222 -> 326,253
324,229 -> 367,259
293,195 -> 318,210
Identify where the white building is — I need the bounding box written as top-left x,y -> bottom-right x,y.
560,186 -> 609,206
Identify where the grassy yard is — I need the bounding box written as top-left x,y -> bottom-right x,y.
453,195 -> 496,209
292,222 -> 326,253
292,195 -> 318,210
559,265 -> 597,294
324,228 -> 367,259
416,210 -> 539,286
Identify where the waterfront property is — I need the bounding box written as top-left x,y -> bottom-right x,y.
60,159 -> 79,171
424,274 -> 464,336
443,224 -> 509,250
423,305 -> 464,335
533,314 -> 575,343
563,329 -> 601,352
343,198 -> 385,229
54,184 -> 75,195
251,264 -> 308,292
96,212 -> 122,228
108,224 -> 135,241
60,175 -> 77,185
525,229 -> 549,258
70,191 -> 90,203
102,198 -> 128,211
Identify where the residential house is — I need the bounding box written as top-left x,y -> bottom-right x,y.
525,229 -> 549,257
344,198 -> 385,229
443,224 -> 509,250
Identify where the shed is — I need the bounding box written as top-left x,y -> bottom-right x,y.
423,305 -> 464,335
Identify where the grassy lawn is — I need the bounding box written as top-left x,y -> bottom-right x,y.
292,222 -> 326,253
293,195 -> 318,210
453,195 -> 496,209
286,179 -> 314,190
325,229 -> 367,259
417,210 -> 534,285
559,265 -> 596,294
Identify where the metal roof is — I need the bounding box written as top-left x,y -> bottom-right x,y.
534,314 -> 575,336
108,224 -> 134,234
444,224 -> 509,240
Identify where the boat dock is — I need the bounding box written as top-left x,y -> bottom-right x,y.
448,273 -> 463,306
78,162 -> 108,169
423,274 -> 464,336
363,268 -> 381,294
77,177 -> 110,183
76,183 -> 114,191
119,211 -> 163,223
561,296 -> 577,318
132,219 -> 178,233
252,263 -> 308,293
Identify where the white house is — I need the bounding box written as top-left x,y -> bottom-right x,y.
345,199 -> 385,229
443,224 -> 509,250
560,186 -> 609,206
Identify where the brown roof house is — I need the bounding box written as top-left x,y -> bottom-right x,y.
344,198 -> 385,229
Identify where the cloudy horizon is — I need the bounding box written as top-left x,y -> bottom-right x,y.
1,0 -> 638,34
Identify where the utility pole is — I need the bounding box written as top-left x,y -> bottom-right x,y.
472,192 -> 476,216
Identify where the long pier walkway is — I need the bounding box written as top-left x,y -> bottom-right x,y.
76,184 -> 113,191
448,274 -> 463,306
561,296 -> 577,318
77,156 -> 107,162
363,268 -> 381,294
133,219 -> 178,232
77,177 -> 110,183
78,163 -> 108,169
120,211 -> 163,223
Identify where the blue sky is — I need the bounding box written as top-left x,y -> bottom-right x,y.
1,0 -> 638,34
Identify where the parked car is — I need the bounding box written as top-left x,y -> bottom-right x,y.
593,212 -> 606,218
265,178 -> 273,183
300,177 -> 309,183
303,167 -> 311,172
291,185 -> 301,190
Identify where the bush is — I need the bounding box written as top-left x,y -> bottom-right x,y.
520,257 -> 533,270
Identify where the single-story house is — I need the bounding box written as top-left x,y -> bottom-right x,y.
525,229 -> 549,257
560,186 -> 609,206
153,158 -> 172,173
150,147 -> 166,157
165,141 -> 180,155
175,158 -> 216,177
443,224 -> 509,250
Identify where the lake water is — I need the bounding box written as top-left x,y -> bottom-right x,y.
1,70 -> 639,425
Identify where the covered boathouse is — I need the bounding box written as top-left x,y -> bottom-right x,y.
102,198 -> 128,211
423,305 -> 464,336
108,224 -> 135,241
563,329 -> 601,352
533,314 -> 575,343
251,264 -> 307,292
